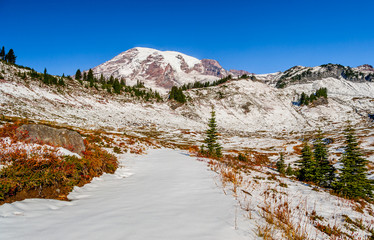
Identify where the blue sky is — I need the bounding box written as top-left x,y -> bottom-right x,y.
2,0 -> 374,75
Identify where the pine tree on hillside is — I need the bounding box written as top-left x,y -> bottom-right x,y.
299,92 -> 310,105
313,130 -> 335,187
113,79 -> 121,94
168,86 -> 186,103
334,125 -> 373,200
43,68 -> 50,84
297,141 -> 316,182
83,72 -> 87,81
309,93 -> 316,102
87,69 -> 94,87
58,77 -> 65,86
108,75 -> 114,85
0,46 -> 5,61
276,152 -> 286,175
202,107 -> 222,158
5,49 -> 16,64
75,69 -> 82,80
100,73 -> 105,84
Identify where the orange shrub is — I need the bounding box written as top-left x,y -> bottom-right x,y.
0,130 -> 118,204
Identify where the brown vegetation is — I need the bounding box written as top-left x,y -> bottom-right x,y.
0,122 -> 118,204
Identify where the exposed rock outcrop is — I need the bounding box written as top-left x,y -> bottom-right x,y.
356,64 -> 374,72
275,64 -> 374,88
17,124 -> 85,155
229,69 -> 252,77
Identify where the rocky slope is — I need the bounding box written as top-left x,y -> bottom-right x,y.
257,63 -> 374,88
90,47 -> 250,93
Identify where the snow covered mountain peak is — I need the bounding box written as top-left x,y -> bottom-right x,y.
90,47 -> 249,93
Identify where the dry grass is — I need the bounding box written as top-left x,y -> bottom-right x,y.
0,122 -> 118,204
257,192 -> 311,240
256,223 -> 277,240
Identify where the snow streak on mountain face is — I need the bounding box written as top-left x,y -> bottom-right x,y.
90,47 -> 249,93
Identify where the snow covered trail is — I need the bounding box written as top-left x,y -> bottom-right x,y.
0,149 -> 249,240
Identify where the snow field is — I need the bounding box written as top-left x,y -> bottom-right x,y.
0,149 -> 250,240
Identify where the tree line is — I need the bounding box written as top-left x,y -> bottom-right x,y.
276,126 -> 373,200
180,75 -> 233,91
75,69 -> 162,102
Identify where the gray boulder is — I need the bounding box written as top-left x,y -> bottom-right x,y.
17,124 -> 85,156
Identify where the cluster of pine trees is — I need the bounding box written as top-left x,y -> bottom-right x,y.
277,127 -> 373,200
75,69 -> 97,88
169,75 -> 238,104
0,45 -> 16,64
21,68 -> 67,87
75,69 -> 162,102
168,86 -> 186,103
42,68 -> 65,86
299,87 -> 327,105
297,130 -> 335,187
122,82 -> 162,101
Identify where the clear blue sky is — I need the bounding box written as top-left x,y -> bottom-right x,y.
2,0 -> 374,75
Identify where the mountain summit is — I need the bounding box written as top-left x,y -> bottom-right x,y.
90,47 -> 249,92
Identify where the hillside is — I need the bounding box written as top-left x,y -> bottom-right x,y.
1,59 -> 373,135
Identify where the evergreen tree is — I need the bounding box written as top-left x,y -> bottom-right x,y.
113,79 -> 121,94
83,72 -> 87,81
5,49 -> 16,64
43,68 -> 49,84
297,141 -> 316,182
0,46 -> 5,61
286,164 -> 293,176
168,86 -> 186,103
75,69 -> 82,80
276,152 -> 286,175
58,77 -> 65,86
202,107 -> 222,158
108,75 -> 114,84
334,125 -> 373,200
106,85 -> 112,93
136,80 -> 144,88
316,88 -> 327,98
313,130 -> 335,187
87,69 -> 94,87
300,92 -> 307,105
100,73 -> 105,84
309,93 -> 316,102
